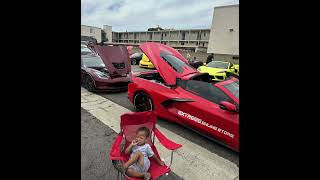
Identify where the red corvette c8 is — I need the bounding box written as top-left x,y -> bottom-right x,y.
128,42 -> 239,151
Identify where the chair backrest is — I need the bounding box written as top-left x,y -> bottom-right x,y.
120,111 -> 157,145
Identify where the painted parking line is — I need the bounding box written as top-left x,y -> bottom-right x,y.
81,87 -> 239,180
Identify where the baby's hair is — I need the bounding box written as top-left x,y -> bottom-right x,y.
136,127 -> 150,138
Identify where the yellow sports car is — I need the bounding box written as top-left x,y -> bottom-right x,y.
139,53 -> 155,69
234,64 -> 239,74
198,61 -> 238,81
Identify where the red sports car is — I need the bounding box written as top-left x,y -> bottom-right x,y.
81,44 -> 131,92
128,42 -> 239,151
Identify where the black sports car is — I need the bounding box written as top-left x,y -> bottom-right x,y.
130,52 -> 143,65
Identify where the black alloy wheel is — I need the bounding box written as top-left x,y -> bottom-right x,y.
133,92 -> 154,112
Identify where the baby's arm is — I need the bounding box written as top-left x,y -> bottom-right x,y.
151,155 -> 164,166
125,139 -> 138,155
147,144 -> 164,166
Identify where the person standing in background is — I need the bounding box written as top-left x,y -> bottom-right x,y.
206,53 -> 214,64
186,53 -> 191,62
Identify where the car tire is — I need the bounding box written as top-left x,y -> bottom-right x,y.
84,75 -> 95,92
132,59 -> 137,65
133,92 -> 154,112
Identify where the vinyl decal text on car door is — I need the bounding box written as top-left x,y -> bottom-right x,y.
177,110 -> 234,138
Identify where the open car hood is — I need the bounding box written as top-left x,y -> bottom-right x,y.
139,42 -> 198,85
93,45 -> 131,76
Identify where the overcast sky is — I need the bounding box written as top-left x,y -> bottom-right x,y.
81,0 -> 239,32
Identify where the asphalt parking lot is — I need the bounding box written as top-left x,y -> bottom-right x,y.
97,65 -> 239,166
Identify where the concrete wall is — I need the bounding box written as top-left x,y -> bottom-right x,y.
153,32 -> 161,41
140,33 -> 148,41
188,31 -> 198,40
81,25 -> 102,43
169,31 -> 180,40
128,33 -> 134,40
112,32 -> 119,41
162,32 -> 170,40
103,25 -> 112,43
201,30 -> 210,40
168,41 -> 180,46
207,5 -> 239,55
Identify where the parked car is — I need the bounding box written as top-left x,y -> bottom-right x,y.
81,45 -> 94,56
188,60 -> 204,69
197,61 -> 238,81
234,64 -> 239,75
130,52 -> 143,65
81,45 -> 131,92
139,53 -> 155,69
128,42 -> 239,151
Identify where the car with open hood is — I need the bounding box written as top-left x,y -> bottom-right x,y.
128,42 -> 239,151
81,44 -> 131,92
198,61 -> 239,81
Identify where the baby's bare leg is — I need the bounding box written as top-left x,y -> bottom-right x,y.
126,168 -> 148,178
124,151 -> 144,169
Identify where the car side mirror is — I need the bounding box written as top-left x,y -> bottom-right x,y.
219,101 -> 237,112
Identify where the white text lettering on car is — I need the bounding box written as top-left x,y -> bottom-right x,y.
177,110 -> 234,138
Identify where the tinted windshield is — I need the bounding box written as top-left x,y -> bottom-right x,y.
207,61 -> 229,69
223,82 -> 239,99
161,53 -> 195,73
82,56 -> 105,68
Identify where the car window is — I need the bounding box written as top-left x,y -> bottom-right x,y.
178,79 -> 233,104
207,61 -> 229,69
160,52 -> 194,74
223,81 -> 239,99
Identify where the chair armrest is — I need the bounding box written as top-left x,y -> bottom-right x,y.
109,134 -> 124,161
154,128 -> 182,150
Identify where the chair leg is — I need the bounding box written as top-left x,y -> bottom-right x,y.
152,133 -> 155,145
167,151 -> 174,168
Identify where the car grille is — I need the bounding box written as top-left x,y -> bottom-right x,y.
112,63 -> 125,69
216,76 -> 224,80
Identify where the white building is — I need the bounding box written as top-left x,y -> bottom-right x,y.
112,28 -> 210,52
81,25 -> 113,43
207,5 -> 239,61
103,25 -> 112,43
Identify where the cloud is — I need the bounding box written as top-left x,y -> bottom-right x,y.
81,0 -> 239,32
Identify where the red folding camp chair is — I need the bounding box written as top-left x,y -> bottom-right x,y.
109,111 -> 182,180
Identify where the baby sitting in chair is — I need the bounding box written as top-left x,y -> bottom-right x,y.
122,127 -> 164,180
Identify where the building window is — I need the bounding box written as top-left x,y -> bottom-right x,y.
181,42 -> 184,45
90,28 -> 94,33
204,33 -> 206,37
202,43 -> 204,46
